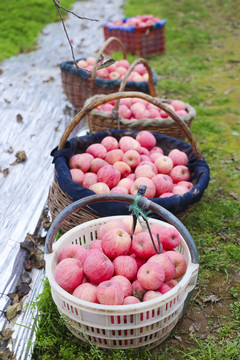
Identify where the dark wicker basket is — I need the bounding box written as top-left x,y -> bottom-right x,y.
86,58 -> 196,140
103,18 -> 167,57
60,37 -> 158,110
48,91 -> 210,232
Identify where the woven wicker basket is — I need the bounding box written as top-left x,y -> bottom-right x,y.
47,91 -> 210,232
103,18 -> 167,57
85,58 -> 196,140
60,37 -> 157,110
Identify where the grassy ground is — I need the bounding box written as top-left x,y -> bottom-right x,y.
0,0 -> 76,61
2,0 -> 240,359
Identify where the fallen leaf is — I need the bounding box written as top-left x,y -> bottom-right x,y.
189,321 -> 201,334
2,168 -> 9,177
200,294 -> 220,303
0,328 -> 14,341
6,301 -> 23,321
0,348 -> 16,360
10,151 -> 27,165
15,283 -> 31,298
7,146 -> 14,154
20,271 -> 32,284
230,192 -> 239,200
16,114 -> 23,123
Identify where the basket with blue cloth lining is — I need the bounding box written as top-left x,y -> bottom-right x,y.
47,91 -> 210,233
60,36 -> 158,110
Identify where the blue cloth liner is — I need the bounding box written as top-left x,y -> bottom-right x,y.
51,129 -> 210,219
104,18 -> 167,33
60,59 -> 158,92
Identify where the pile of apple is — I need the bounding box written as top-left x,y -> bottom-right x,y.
96,97 -> 188,120
69,130 -> 194,198
54,216 -> 187,305
106,14 -> 163,29
77,57 -> 150,82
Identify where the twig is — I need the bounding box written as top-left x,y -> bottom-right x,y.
52,0 -> 99,68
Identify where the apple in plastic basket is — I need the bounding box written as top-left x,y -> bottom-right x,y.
58,244 -> 88,265
97,219 -> 129,240
72,283 -> 98,303
111,275 -> 133,297
136,130 -> 157,150
159,227 -> 181,250
158,283 -> 173,294
166,250 -> 187,279
150,223 -> 165,239
89,239 -> 103,251
131,231 -> 160,259
70,168 -> 85,185
123,296 -> 141,305
122,150 -> 141,169
154,155 -> 174,174
83,249 -> 114,284
113,255 -> 138,281
170,165 -> 191,183
96,280 -> 124,305
147,253 -> 176,282
130,254 -> 146,270
152,174 -> 174,196
101,227 -> 131,259
54,258 -> 84,292
97,164 -> 121,188
132,279 -> 146,300
137,262 -> 165,290
168,149 -> 189,166
121,215 -> 142,235
130,177 -> 156,198
143,290 -> 162,302
101,136 -> 119,152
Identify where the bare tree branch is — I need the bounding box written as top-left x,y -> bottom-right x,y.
52,0 -> 99,68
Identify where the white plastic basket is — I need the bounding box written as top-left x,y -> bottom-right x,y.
45,194 -> 199,349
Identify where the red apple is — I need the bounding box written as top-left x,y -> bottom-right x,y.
119,136 -> 141,152
135,164 -> 156,179
72,283 -> 98,303
117,178 -> 134,193
102,228 -> 131,259
132,279 -> 146,300
83,249 -> 114,284
90,158 -> 108,173
137,262 -> 165,290
97,280 -> 124,305
136,130 -> 156,150
89,182 -> 110,194
178,180 -> 194,191
158,283 -> 173,294
160,227 -> 181,250
54,258 -> 83,292
101,136 -> 119,151
89,239 -> 102,251
152,174 -> 173,196
82,172 -> 98,188
147,253 -> 176,282
168,149 -> 188,166
97,219 -> 129,240
113,255 -> 138,280
97,164 -> 121,188
166,251 -> 187,279
155,156 -> 173,174
122,216 -> 142,235
130,177 -> 156,198
143,290 -> 161,301
111,275 -> 132,297
171,99 -> 186,111
172,185 -> 189,195
170,165 -> 191,183
58,244 -> 88,265
70,168 -> 85,184
122,150 -> 141,169
131,231 -> 160,259
105,149 -> 124,165
69,153 -> 93,172
77,59 -> 88,68
86,143 -> 107,159
123,296 -> 141,305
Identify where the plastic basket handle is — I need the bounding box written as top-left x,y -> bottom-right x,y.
58,91 -> 203,160
45,193 -> 199,266
112,57 -> 157,122
91,36 -> 127,80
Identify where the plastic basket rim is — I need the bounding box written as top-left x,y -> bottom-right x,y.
45,215 -> 199,314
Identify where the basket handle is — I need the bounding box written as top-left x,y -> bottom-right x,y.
45,193 -> 199,266
112,58 -> 157,123
58,91 -> 203,160
91,37 -> 127,80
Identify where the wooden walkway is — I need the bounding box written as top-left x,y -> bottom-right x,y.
0,0 -> 123,358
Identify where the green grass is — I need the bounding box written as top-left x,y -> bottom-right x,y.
0,0 -> 76,62
3,0 -> 240,358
